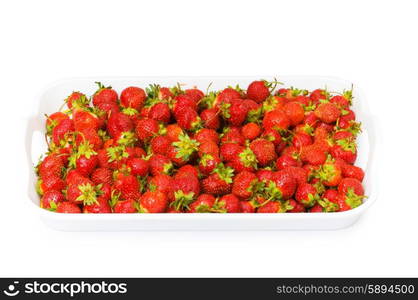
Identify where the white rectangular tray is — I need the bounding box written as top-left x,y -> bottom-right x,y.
25,76 -> 376,231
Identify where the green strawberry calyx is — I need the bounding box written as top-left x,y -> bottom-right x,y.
345,188 -> 366,209
76,183 -> 99,206
239,147 -> 258,169
173,133 -> 200,161
213,163 -> 234,184
171,190 -> 195,211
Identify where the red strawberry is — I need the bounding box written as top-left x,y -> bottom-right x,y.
83,183 -> 112,213
194,128 -> 219,145
341,164 -> 365,182
220,127 -> 245,145
284,166 -> 308,186
149,154 -> 173,176
91,167 -> 113,185
216,88 -> 242,106
201,163 -> 234,195
149,102 -> 171,123
56,202 -> 81,213
52,118 -> 74,145
257,201 -> 289,213
314,102 -> 341,124
174,106 -> 202,131
173,94 -> 197,114
241,122 -> 261,140
249,138 -> 277,167
185,88 -> 204,102
65,91 -> 89,109
73,109 -> 100,132
220,143 -> 244,162
92,82 -> 118,106
189,194 -> 216,213
261,129 -> 282,146
336,191 -> 364,211
330,94 -> 350,108
338,178 -> 364,196
113,173 -> 141,201
136,118 -> 159,141
243,99 -> 262,122
232,171 -> 259,200
140,191 -> 168,213
166,124 -> 183,142
36,174 -> 65,196
317,160 -> 342,187
287,199 -> 305,213
38,154 -> 64,178
200,108 -> 220,130
221,99 -> 248,126
176,164 -> 199,178
150,135 -> 171,155
127,157 -> 149,176
120,86 -> 146,110
272,170 -> 297,199
199,154 -> 221,176
227,147 -> 258,172
247,80 -> 270,103
107,112 -> 133,139
67,179 -> 100,206
240,201 -> 256,213
276,154 -> 301,170
292,132 -> 313,150
283,101 -> 305,126
113,199 -> 137,213
256,169 -> 275,183
45,112 -> 69,134
295,183 -> 319,207
263,109 -> 290,131
170,175 -> 200,211
148,174 -> 174,201
41,190 -> 65,210
217,194 -> 241,213
330,138 -> 357,164
310,89 -> 327,103
300,145 -> 327,165
198,140 -> 219,157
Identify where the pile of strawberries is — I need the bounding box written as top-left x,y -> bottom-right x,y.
36,80 -> 366,213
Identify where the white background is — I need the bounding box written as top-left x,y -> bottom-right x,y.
0,0 -> 417,277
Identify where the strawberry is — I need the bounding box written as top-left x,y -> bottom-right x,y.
92,82 -> 118,106
167,133 -> 200,165
200,108 -> 220,130
330,94 -> 351,109
276,154 -> 301,170
199,154 -> 221,176
243,99 -> 261,122
173,94 -> 197,114
336,190 -> 364,211
287,199 -> 305,213
113,199 -> 137,213
107,112 -> 133,139
171,175 -> 200,211
38,154 -> 64,178
166,124 -> 183,142
185,88 -> 204,102
67,179 -> 100,206
232,171 -> 259,200
65,91 -> 89,109
263,109 -> 290,131
56,202 -> 81,213
338,178 -> 364,196
272,170 -> 297,199
310,204 -> 324,212
198,140 -> 219,157
240,200 -> 256,213
174,106 -> 201,131
310,89 -> 327,103
73,109 -> 100,132
227,147 -> 258,172
45,112 -> 69,134
36,174 -> 65,196
149,154 -> 173,176
262,95 -> 287,112
317,160 -> 342,187
149,102 -> 171,123
220,127 -> 245,145
136,118 -> 159,141
314,102 -> 341,124
83,183 -> 112,213
283,101 -> 305,126
249,138 -> 277,166
261,129 -> 282,146
193,128 -> 219,144
246,80 -> 270,103
176,165 -> 199,178
188,194 -> 216,213
257,201 -> 286,213
217,194 -> 241,213
220,143 -> 244,162
241,122 -> 261,140
91,167 -> 113,185
292,132 -> 313,150
127,157 -> 149,177
330,137 -> 357,164
216,87 -> 242,107
41,190 -> 65,210
256,169 -> 275,183
150,135 -> 171,155
120,86 -> 146,110
300,145 -> 327,165
140,191 -> 168,213
341,164 -> 365,182
284,166 -> 308,186
52,118 -> 74,146
220,99 -> 248,126
295,183 -> 319,207
148,174 -> 174,201
113,173 -> 141,201
201,163 -> 234,195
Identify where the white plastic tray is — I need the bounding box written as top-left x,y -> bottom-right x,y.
25,76 -> 376,231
